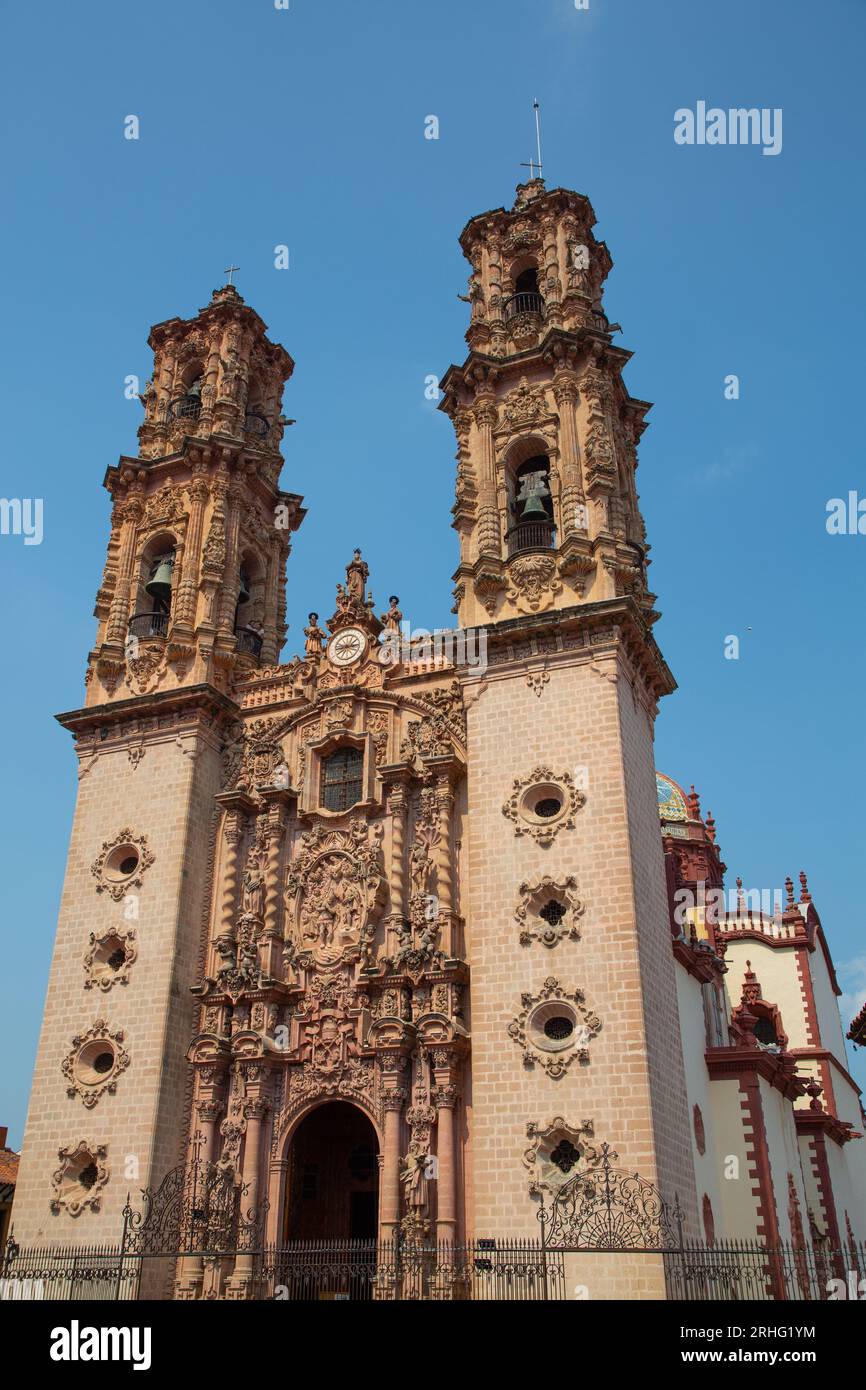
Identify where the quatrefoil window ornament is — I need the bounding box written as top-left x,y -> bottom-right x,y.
515,875 -> 585,948
550,1139 -> 580,1174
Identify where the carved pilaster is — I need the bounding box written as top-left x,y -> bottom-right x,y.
174,469 -> 209,628
472,399 -> 500,558
105,495 -> 144,644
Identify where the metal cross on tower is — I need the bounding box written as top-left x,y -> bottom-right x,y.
520,99 -> 544,180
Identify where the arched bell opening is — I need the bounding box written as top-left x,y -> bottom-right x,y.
506,448 -> 555,557
170,361 -> 204,423
234,549 -> 265,658
283,1101 -> 380,1242
130,531 -> 178,640
504,257 -> 544,321
244,373 -> 272,440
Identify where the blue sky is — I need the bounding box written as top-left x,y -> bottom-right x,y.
1,0 -> 865,1145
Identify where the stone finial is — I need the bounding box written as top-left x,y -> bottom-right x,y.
806,1078 -> 824,1113
736,876 -> 745,914
741,960 -> 762,1005
785,876 -> 795,909
687,784 -> 701,819
799,870 -> 812,903
705,810 -> 716,843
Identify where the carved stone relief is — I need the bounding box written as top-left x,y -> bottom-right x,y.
508,976 -> 601,1078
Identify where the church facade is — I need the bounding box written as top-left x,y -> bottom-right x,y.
11,177 -> 866,1299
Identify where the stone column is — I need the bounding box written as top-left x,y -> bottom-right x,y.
201,328 -> 222,427
218,817 -> 243,947
174,467 -> 209,628
106,495 -> 143,644
175,1092 -> 225,1298
435,774 -> 455,955
212,793 -> 256,966
385,780 -> 409,956
553,374 -> 585,537
218,476 -> 245,635
230,1097 -> 268,1289
473,399 -> 501,559
260,533 -> 281,664
196,1098 -> 222,1164
432,1084 -> 459,1244
379,1089 -> 406,1245
259,788 -> 292,977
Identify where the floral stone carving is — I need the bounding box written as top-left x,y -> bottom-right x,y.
515,875 -> 585,948
502,766 -> 585,846
61,1019 -> 130,1108
523,1117 -> 600,1195
83,927 -> 137,991
50,1141 -> 109,1216
289,970 -> 373,1112
90,829 -> 155,901
508,976 -> 601,1078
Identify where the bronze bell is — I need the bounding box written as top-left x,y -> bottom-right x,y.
145,554 -> 174,606
237,569 -> 251,605
520,489 -> 549,521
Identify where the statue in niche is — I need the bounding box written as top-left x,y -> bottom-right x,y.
242,863 -> 265,920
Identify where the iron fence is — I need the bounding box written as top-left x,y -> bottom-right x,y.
250,1238 -> 563,1302
0,1240 -> 139,1301
2,1232 -> 862,1302
665,1236 -> 865,1302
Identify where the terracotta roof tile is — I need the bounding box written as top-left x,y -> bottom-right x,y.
0,1148 -> 20,1185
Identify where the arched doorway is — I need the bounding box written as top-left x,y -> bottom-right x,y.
284,1102 -> 380,1241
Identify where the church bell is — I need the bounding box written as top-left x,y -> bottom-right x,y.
520,489 -> 550,521
145,554 -> 174,607
237,569 -> 251,605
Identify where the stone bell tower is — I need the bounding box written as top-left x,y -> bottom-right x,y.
442,177 -> 654,631
11,283 -> 304,1243
440,179 -> 698,1291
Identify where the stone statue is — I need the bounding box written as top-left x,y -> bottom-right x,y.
304,612 -> 326,657
242,864 -> 265,920
345,549 -> 368,600
381,595 -> 402,633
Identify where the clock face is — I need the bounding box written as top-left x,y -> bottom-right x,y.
328,627 -> 367,667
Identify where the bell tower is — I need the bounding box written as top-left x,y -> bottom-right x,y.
91,281 -> 304,704
11,283 -> 304,1243
442,181 -> 699,1290
441,177 -> 654,630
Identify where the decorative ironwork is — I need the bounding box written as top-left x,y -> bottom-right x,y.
665,1237 -> 860,1302
128,612 -> 169,639
168,394 -> 202,422
244,411 -> 270,438
538,1143 -> 682,1251
121,1155 -> 263,1257
503,292 -> 545,320
5,1230 -> 862,1301
0,1239 -> 139,1301
235,626 -> 263,658
506,520 -> 556,556
249,1238 -> 563,1302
